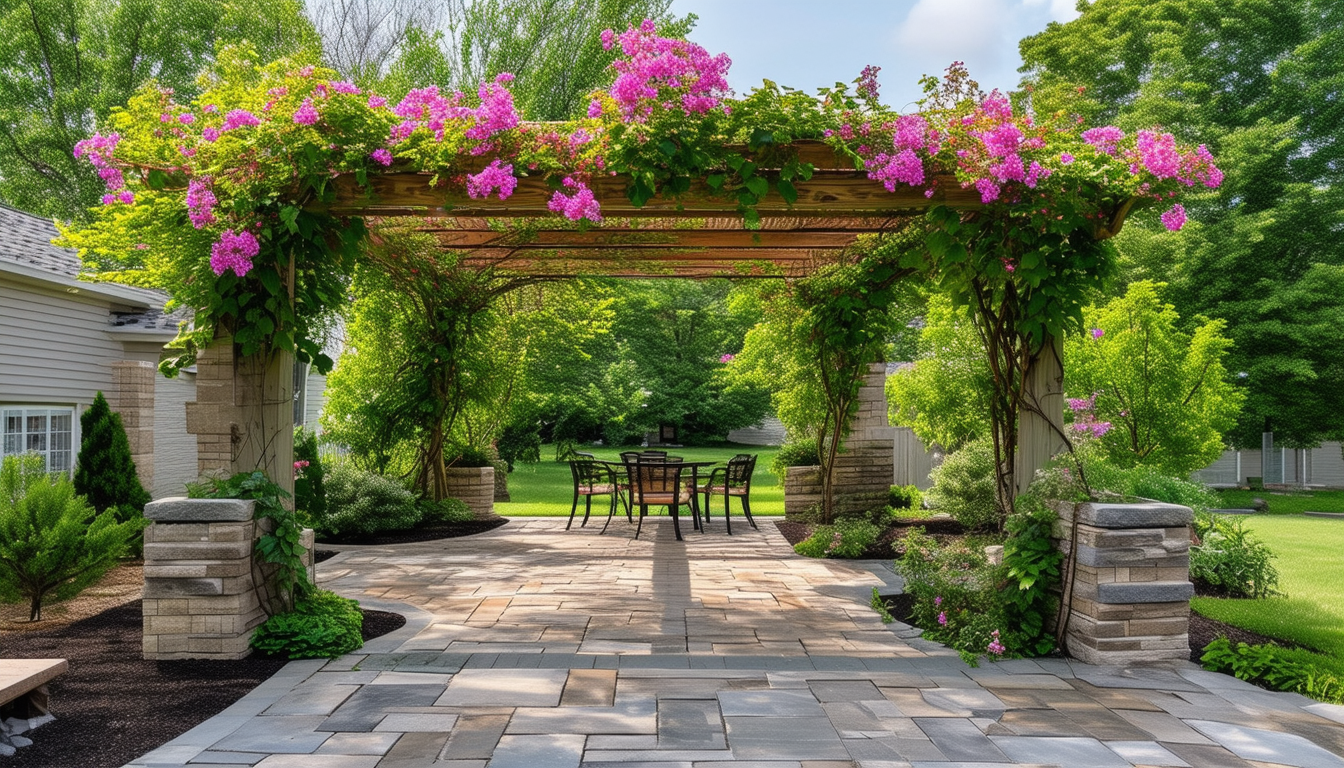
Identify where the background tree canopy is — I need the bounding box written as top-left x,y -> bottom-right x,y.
1019,0 -> 1344,448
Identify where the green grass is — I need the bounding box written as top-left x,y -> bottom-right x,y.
1192,515 -> 1344,677
496,444 -> 783,517
1213,488 -> 1344,514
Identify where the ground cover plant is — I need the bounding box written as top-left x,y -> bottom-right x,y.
1214,488 -> 1344,515
497,444 -> 782,516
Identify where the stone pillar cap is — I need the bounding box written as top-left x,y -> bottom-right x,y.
145,497 -> 255,522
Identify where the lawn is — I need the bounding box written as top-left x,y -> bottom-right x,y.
1213,488 -> 1344,514
496,444 -> 783,517
1191,515 -> 1344,676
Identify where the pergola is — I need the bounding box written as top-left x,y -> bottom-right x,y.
194,139 -> 1133,499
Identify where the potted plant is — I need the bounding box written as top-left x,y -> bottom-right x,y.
444,446 -> 497,519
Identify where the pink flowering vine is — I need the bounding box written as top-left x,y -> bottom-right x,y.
548,176 -> 603,222
370,148 -> 393,167
1161,203 -> 1187,231
220,109 -> 261,132
466,160 -> 518,200
293,99 -> 319,126
857,65 -> 881,101
987,629 -> 1005,655
210,229 -> 260,277
600,19 -> 731,122
186,177 -> 217,228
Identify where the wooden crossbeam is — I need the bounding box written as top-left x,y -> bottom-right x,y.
429,229 -> 864,250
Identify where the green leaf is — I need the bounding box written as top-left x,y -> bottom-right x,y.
280,206 -> 301,234
659,139 -> 678,157
258,268 -> 282,296
749,128 -> 775,148
745,176 -> 768,198
777,179 -> 798,205
146,169 -> 169,190
706,174 -> 726,189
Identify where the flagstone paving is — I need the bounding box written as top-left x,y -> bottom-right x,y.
127,517 -> 1344,768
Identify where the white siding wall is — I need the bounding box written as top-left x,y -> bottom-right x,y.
727,416 -> 787,446
0,277 -> 121,406
303,371 -> 327,433
153,371 -> 199,498
894,427 -> 939,490
1193,443 -> 1344,488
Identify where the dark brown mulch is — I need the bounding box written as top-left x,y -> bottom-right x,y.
316,516 -> 508,546
775,517 -> 967,559
0,600 -> 405,768
314,548 -> 339,563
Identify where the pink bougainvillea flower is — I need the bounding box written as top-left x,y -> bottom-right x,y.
987,629 -> 1005,655
975,177 -> 1000,204
1082,126 -> 1124,155
937,611 -> 948,626
202,127 -> 220,142
293,99 -> 319,126
330,81 -> 360,95
210,229 -> 260,277
1136,130 -> 1180,179
178,113 -> 195,125
868,149 -> 925,191
587,99 -> 602,118
221,109 -> 261,131
1161,203 -> 1187,231
186,176 -> 217,228
857,64 -> 881,100
367,95 -> 388,109
466,159 -> 517,200
1091,328 -> 1104,340
719,353 -> 734,363
1060,152 -> 1074,164
370,148 -> 393,166
547,176 -> 602,222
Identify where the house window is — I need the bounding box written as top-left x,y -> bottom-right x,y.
1,407 -> 76,474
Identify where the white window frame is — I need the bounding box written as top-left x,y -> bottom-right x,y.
1,405 -> 80,477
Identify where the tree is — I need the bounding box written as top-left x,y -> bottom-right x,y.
1019,0 -> 1344,448
0,454 -> 140,621
0,0 -> 319,221
73,391 -> 150,522
1065,281 -> 1243,476
887,294 -> 993,451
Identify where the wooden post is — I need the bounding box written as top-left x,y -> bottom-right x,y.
1016,335 -> 1067,495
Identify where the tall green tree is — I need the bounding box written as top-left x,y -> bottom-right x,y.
73,391 -> 150,522
887,294 -> 993,451
1018,0 -> 1344,448
1065,281 -> 1243,476
0,0 -> 319,222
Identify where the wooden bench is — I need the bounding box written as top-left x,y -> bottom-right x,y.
0,658 -> 66,721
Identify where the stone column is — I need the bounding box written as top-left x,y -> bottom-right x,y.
141,497 -> 263,660
109,360 -> 156,493
1055,500 -> 1194,666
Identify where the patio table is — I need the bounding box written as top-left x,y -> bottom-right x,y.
598,459 -> 720,540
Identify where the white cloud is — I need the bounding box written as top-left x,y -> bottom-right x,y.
895,0 -> 1013,69
1022,0 -> 1083,22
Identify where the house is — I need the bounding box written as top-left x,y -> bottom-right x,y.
0,204 -> 329,498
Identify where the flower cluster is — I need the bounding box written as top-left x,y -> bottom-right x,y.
466,159 -> 518,200
186,177 -> 217,229
987,629 -> 1005,655
601,19 -> 731,121
547,176 -> 602,222
73,133 -> 134,205
390,73 -> 519,149
1066,393 -> 1112,438
857,64 -> 881,101
210,229 -> 260,277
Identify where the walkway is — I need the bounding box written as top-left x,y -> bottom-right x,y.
130,517 -> 1344,768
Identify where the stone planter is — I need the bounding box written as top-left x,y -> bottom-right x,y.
783,465 -> 823,520
1052,499 -> 1194,666
445,465 -> 496,519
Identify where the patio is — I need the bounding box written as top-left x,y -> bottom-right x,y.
127,518 -> 1344,768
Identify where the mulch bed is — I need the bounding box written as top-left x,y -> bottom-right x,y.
0,601 -> 404,768
316,516 -> 508,546
775,516 -> 966,559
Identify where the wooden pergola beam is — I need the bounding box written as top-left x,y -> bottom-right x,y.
430,229 -> 865,249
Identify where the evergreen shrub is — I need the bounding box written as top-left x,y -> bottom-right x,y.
73,391 -> 150,524
315,462 -> 422,538
927,439 -> 998,531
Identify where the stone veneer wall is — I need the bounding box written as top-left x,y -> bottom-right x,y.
1054,500 -> 1194,666
445,466 -> 496,519
142,497 -> 314,660
783,363 -> 897,519
109,360 -> 156,493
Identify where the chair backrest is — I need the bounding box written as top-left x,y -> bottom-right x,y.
629,460 -> 688,499
641,450 -> 667,459
725,454 -> 757,488
573,451 -> 596,459
569,458 -> 610,490
619,451 -> 643,463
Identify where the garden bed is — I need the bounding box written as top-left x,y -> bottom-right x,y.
775,516 -> 967,559
316,515 -> 508,546
0,600 -> 404,768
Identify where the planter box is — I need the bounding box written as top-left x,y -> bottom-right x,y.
1052,499 -> 1194,666
445,466 -> 496,519
783,465 -> 823,520
783,461 -> 892,521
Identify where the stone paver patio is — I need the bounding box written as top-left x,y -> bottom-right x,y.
128,517 -> 1344,768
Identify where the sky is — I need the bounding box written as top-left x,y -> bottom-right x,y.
669,0 -> 1082,111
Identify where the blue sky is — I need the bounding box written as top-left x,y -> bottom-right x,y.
669,0 -> 1081,110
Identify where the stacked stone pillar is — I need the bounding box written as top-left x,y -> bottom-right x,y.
784,363 -> 898,519
1055,501 -> 1194,666
109,360 -> 156,493
141,498 -> 264,660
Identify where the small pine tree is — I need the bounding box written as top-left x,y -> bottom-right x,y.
74,392 -> 151,522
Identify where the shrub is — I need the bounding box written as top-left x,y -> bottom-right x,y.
315,461 -> 422,538
251,589 -> 364,659
1190,511 -> 1280,598
73,392 -> 150,525
420,497 -> 473,524
1201,638 -> 1344,704
446,445 -> 494,468
793,518 -> 882,558
293,427 -> 327,523
0,455 -> 143,620
771,441 -> 820,478
927,439 -> 998,531
888,484 -> 922,510
496,422 -> 542,471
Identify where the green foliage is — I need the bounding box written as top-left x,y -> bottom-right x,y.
0,455 -> 142,621
1002,495 -> 1064,656
928,439 -> 999,531
896,528 -> 1017,661
73,392 -> 151,538
870,587 -> 896,624
1201,638 -> 1344,705
1065,282 -> 1243,476
447,445 -> 495,469
1020,0 -> 1344,448
419,497 -> 473,524
887,294 -> 992,451
770,442 -> 821,477
496,420 -> 542,471
792,518 -> 882,559
1191,512 -> 1281,599
201,470 -> 308,605
0,0 -> 319,221
250,589 -> 364,659
316,461 -> 422,539
293,427 -> 327,522
887,484 -> 922,511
